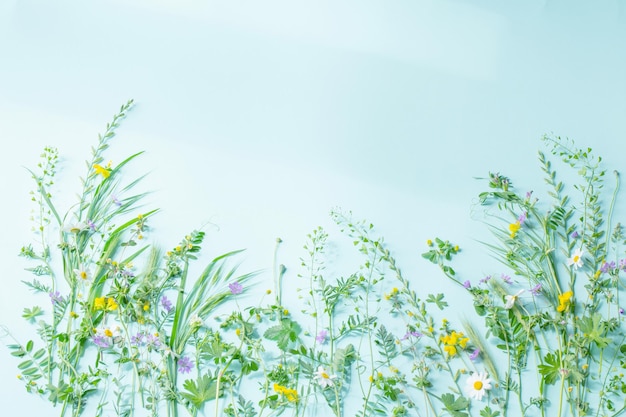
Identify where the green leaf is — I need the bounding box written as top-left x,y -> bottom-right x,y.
181,374 -> 218,409
426,293 -> 448,310
440,393 -> 469,417
263,318 -> 301,351
22,306 -> 44,323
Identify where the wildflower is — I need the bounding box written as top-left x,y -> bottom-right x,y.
69,311 -> 79,318
401,331 -> 422,341
463,280 -> 471,289
63,221 -> 88,234
509,221 -> 521,238
469,349 -> 480,361
465,372 -> 492,401
228,281 -> 243,295
131,332 -> 145,346
86,219 -> 97,231
518,212 -> 527,225
315,330 -> 328,344
427,239 -> 433,246
557,291 -> 574,313
93,163 -> 110,178
178,356 -> 194,374
314,366 -> 337,388
146,333 -> 161,348
440,331 -> 469,356
601,261 -> 616,273
94,297 -> 106,310
479,275 -> 491,284
620,308 -> 624,315
92,334 -> 110,348
570,231 -> 580,239
111,194 -> 122,206
504,290 -> 524,309
501,273 -> 512,284
160,295 -> 173,313
189,314 -> 203,328
49,291 -> 64,305
74,267 -> 90,281
142,302 -> 150,312
106,298 -> 118,311
274,383 -> 298,402
529,283 -> 542,296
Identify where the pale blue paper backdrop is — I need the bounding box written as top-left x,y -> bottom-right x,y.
1,0 -> 625,415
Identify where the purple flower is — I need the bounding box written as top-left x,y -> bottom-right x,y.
111,195 -> 122,206
570,231 -> 580,239
315,330 -> 328,344
161,296 -> 173,313
469,349 -> 480,361
92,335 -> 110,348
131,332 -> 145,346
529,284 -> 542,296
228,281 -> 243,295
401,331 -> 423,341
479,275 -> 491,284
462,280 -> 471,289
600,261 -> 616,274
146,333 -> 161,348
620,308 -> 625,315
178,356 -> 194,374
517,212 -> 527,225
501,274 -> 512,284
49,291 -> 64,305
525,191 -> 533,200
86,219 -> 97,231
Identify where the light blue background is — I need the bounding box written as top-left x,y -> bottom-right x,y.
1,0 -> 626,415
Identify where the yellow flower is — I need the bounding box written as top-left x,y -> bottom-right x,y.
509,221 -> 521,238
93,164 -> 110,178
94,297 -> 106,310
143,302 -> 150,311
427,239 -> 433,246
444,345 -> 458,356
69,311 -> 79,319
273,383 -> 298,403
557,291 -> 574,313
106,298 -> 119,311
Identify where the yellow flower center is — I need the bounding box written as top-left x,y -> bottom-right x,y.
473,381 -> 484,390
104,329 -> 113,337
573,255 -> 579,262
321,372 -> 329,379
80,271 -> 87,279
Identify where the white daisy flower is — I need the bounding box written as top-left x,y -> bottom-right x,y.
73,267 -> 91,282
63,221 -> 88,234
313,366 -> 337,388
465,371 -> 492,401
504,289 -> 524,309
567,248 -> 584,270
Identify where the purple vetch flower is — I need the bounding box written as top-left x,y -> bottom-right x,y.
501,274 -> 512,284
315,330 -> 328,344
178,356 -> 194,374
518,212 -> 527,225
620,308 -> 625,315
570,231 -> 580,239
49,291 -> 64,305
228,281 -> 243,295
401,331 -> 423,341
469,349 -> 480,361
600,261 -> 616,274
525,191 -> 533,200
92,335 -> 110,348
161,296 -> 173,313
479,275 -> 491,284
529,284 -> 542,296
462,280 -> 471,289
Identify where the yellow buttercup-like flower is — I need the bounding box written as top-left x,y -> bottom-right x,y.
557,291 -> 573,312
273,383 -> 298,403
509,221 -> 521,238
93,164 -> 110,179
94,297 -> 106,310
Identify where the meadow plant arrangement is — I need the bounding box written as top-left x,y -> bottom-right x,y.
4,102 -> 502,417
7,102 -> 625,417
424,136 -> 626,416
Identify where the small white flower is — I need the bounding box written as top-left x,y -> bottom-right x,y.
73,267 -> 91,282
465,371 -> 492,401
504,289 -> 524,309
189,314 -> 203,328
63,221 -> 88,234
567,248 -> 584,270
313,366 -> 337,388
